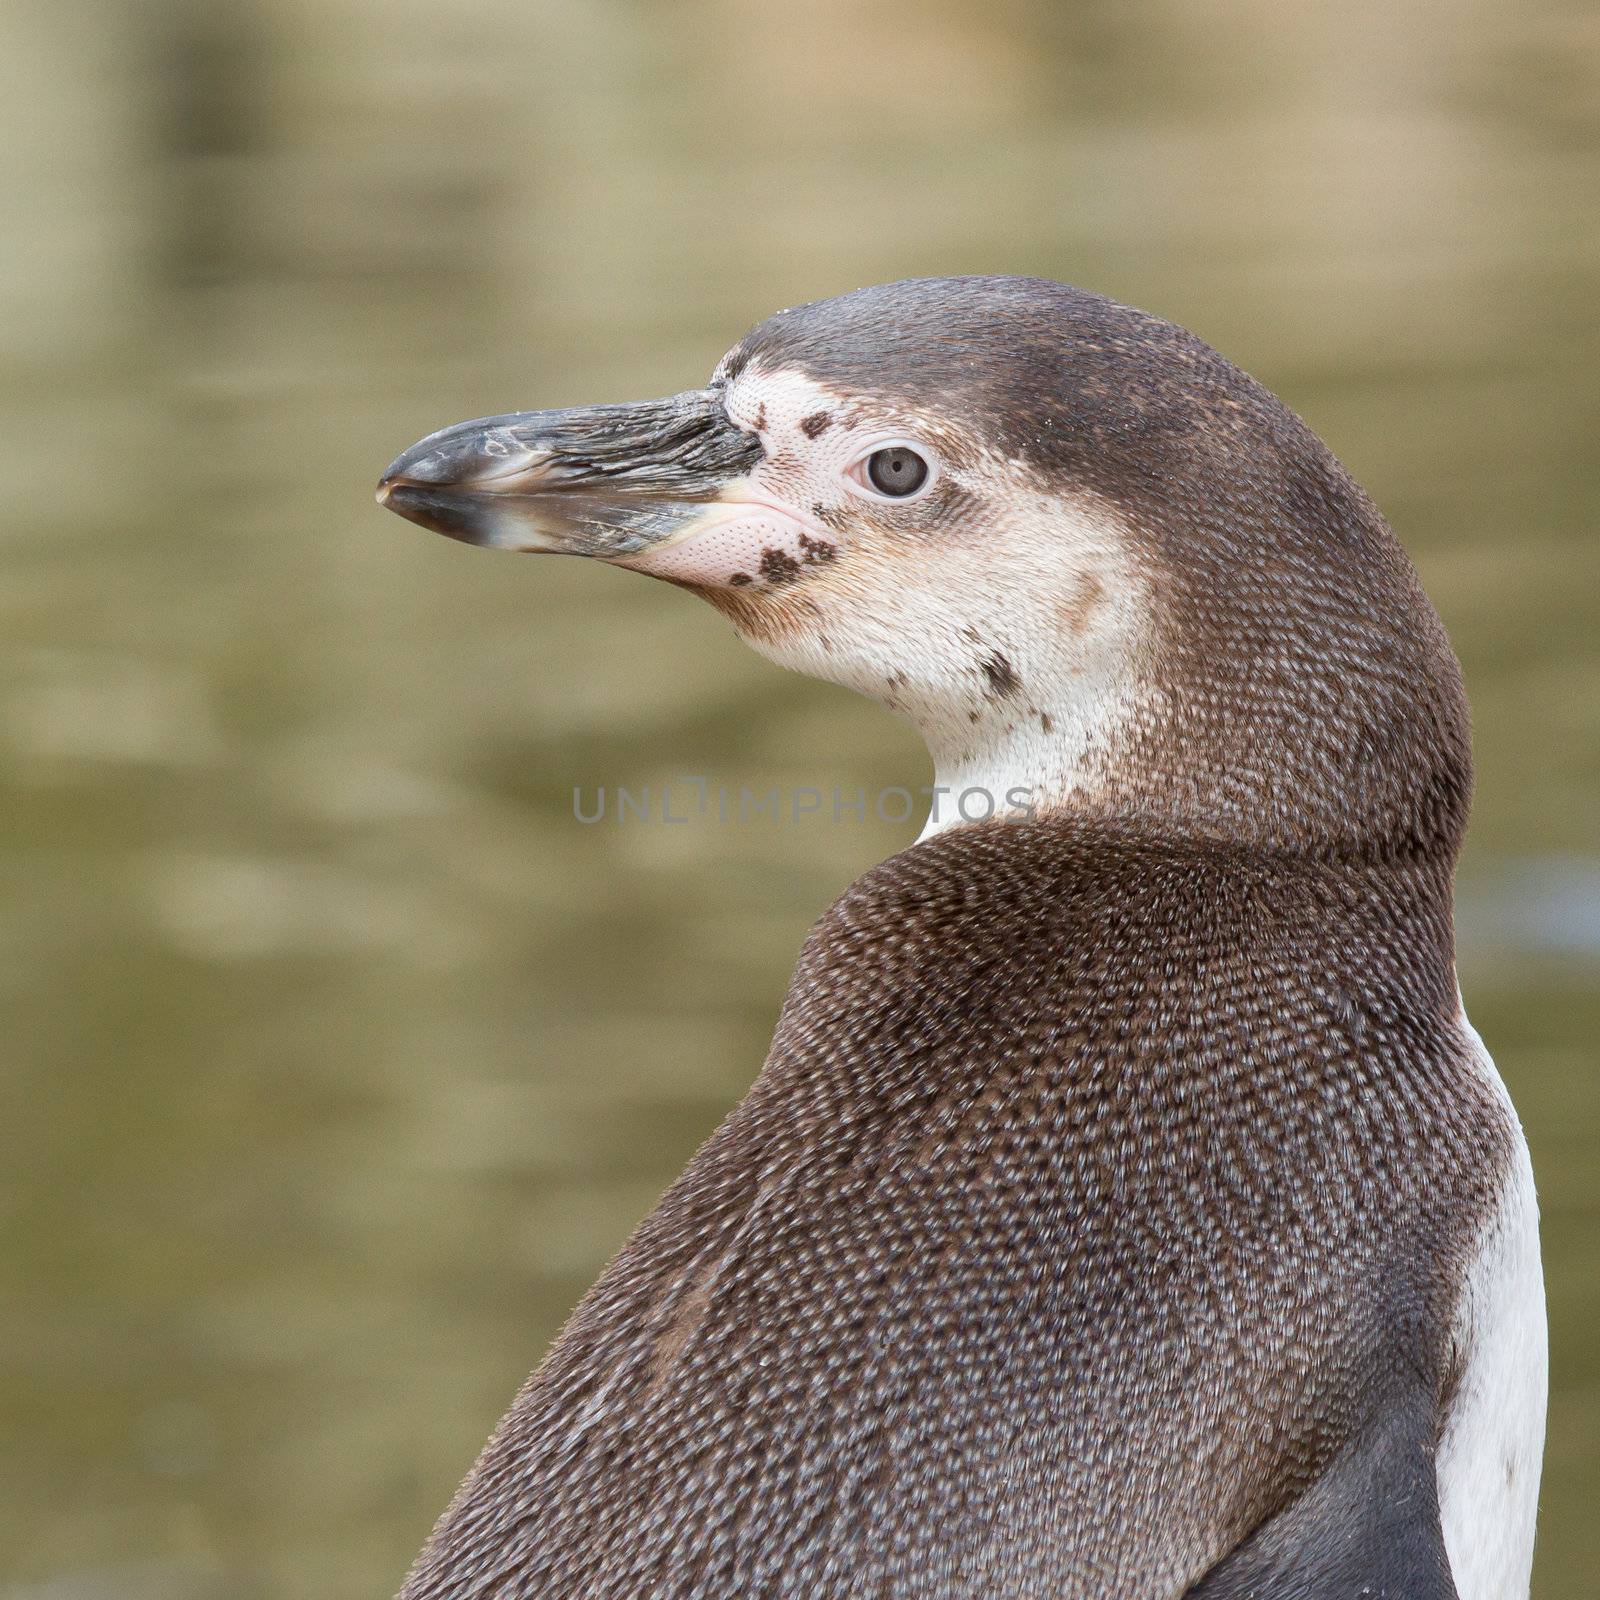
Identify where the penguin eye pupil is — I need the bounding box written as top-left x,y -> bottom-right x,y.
865,446 -> 929,498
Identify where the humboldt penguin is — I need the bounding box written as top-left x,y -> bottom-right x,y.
377,276 -> 1545,1600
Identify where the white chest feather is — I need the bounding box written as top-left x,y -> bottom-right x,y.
1435,1009 -> 1547,1600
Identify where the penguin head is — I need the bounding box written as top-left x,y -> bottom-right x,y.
379,276 -> 1469,856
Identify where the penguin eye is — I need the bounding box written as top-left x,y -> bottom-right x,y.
865,447 -> 928,497
847,442 -> 936,501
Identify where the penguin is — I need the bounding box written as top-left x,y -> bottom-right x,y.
377,276 -> 1546,1600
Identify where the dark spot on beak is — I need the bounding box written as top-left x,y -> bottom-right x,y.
759,547 -> 803,584
799,410 -> 833,439
981,651 -> 1022,699
798,533 -> 837,565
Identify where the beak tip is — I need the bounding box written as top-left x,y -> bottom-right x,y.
377,389 -> 759,556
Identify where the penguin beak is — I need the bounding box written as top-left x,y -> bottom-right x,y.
376,389 -> 764,559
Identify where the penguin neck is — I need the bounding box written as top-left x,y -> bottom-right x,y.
915,687 -> 1131,842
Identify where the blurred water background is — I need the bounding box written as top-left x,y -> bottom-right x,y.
2,1 -> 1596,1595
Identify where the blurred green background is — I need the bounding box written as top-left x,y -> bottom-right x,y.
2,1 -> 1595,1596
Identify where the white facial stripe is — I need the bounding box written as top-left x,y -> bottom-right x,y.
678,361 -> 1158,833
723,366 -> 863,444
725,366 -> 944,513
